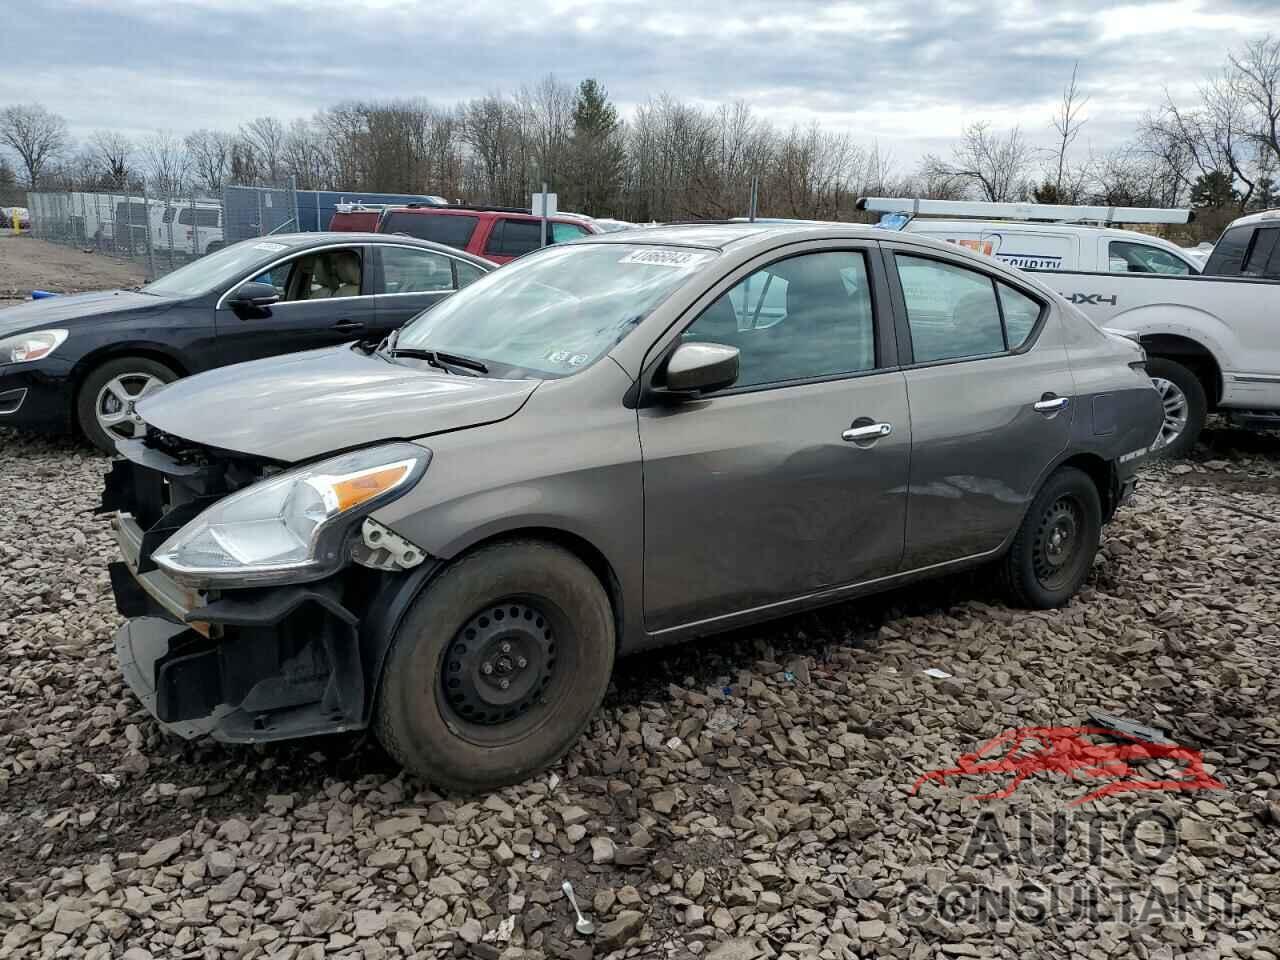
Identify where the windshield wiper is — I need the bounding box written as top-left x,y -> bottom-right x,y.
389,348 -> 489,374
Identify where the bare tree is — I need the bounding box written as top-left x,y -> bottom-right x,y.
923,122 -> 1033,201
1047,62 -> 1090,199
1230,34 -> 1280,171
139,131 -> 190,197
239,116 -> 286,184
185,129 -> 232,194
0,103 -> 69,187
89,130 -> 133,189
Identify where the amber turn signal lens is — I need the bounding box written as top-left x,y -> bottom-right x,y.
331,464 -> 411,512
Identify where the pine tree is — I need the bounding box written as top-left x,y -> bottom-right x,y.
569,79 -> 624,217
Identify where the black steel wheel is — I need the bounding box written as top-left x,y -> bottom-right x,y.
375,540 -> 614,793
1000,466 -> 1102,608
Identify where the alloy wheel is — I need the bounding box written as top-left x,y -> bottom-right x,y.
95,373 -> 163,441
1149,376 -> 1188,451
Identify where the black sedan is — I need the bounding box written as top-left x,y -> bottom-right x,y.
0,233 -> 492,451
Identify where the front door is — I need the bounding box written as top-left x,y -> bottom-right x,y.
213,245 -> 378,366
639,246 -> 911,634
886,248 -> 1076,568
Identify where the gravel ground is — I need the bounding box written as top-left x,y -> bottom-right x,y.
1,424 -> 1278,960
0,232 -> 147,301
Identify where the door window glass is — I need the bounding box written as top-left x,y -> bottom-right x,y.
551,221 -> 589,243
1108,241 -> 1193,275
380,212 -> 478,250
682,251 -> 875,388
1242,228 -> 1280,278
896,255 -> 1005,363
381,246 -> 455,293
997,283 -> 1042,349
251,249 -> 362,302
486,219 -> 543,257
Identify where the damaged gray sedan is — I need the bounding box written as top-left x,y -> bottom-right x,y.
102,223 -> 1163,792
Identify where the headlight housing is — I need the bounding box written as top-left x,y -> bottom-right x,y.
153,442 -> 430,587
1,329 -> 68,364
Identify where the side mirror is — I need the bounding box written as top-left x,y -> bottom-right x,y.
658,342 -> 740,398
228,281 -> 280,309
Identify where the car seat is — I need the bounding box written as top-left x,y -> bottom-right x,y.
306,256 -> 335,299
332,252 -> 362,297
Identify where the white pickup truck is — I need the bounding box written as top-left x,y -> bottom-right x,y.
859,200 -> 1280,457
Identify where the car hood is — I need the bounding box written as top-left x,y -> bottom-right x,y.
0,290 -> 165,336
136,345 -> 540,462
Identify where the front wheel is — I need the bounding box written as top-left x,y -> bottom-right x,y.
999,466 -> 1102,609
374,540 -> 615,793
77,357 -> 178,454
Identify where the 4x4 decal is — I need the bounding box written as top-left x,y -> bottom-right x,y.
1067,293 -> 1118,305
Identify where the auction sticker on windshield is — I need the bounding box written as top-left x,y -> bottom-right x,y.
618,249 -> 711,267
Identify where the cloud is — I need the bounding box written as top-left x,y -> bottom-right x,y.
0,0 -> 1269,166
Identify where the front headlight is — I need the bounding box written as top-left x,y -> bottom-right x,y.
0,329 -> 68,364
153,442 -> 430,587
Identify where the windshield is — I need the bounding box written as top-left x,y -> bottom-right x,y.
142,239 -> 295,297
395,243 -> 717,377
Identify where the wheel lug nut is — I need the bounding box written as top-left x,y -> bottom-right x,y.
501,642 -> 512,653
499,678 -> 510,690
481,663 -> 494,675
516,657 -> 528,668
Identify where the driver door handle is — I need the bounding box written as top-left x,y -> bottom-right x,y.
842,422 -> 893,442
334,319 -> 364,332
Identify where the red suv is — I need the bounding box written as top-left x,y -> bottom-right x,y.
377,205 -> 600,264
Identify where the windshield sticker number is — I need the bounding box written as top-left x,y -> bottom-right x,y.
252,242 -> 288,253
619,249 -> 708,268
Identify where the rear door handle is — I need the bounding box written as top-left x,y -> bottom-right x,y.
842,422 -> 893,442
334,319 -> 364,332
1033,395 -> 1070,413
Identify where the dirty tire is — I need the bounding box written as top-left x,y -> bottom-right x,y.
76,356 -> 178,454
375,540 -> 615,793
999,466 -> 1102,609
1146,357 -> 1206,460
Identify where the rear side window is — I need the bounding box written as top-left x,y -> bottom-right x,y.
381,211 -> 478,250
997,283 -> 1042,349
896,256 -> 1006,363
1204,225 -> 1252,276
486,219 -> 544,257
1108,240 -> 1193,275
1242,227 -> 1280,278
551,221 -> 589,242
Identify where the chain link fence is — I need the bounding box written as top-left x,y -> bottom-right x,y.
26,180 -> 299,281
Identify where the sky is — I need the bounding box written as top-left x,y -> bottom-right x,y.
2,0 -> 1270,169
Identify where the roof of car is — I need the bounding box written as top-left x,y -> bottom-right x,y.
250,232 -> 493,266
583,221 -> 884,250
1223,208 -> 1280,229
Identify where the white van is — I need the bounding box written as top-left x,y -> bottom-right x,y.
859,198 -> 1201,276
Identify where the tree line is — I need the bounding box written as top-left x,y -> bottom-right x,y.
2,35 -> 1277,235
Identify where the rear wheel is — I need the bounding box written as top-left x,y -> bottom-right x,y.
1146,357 -> 1206,460
1000,466 -> 1102,609
374,540 -> 615,793
77,357 -> 177,454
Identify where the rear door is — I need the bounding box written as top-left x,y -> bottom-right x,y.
483,218 -> 545,265
639,241 -> 911,634
884,244 -> 1076,568
212,244 -> 378,366
371,244 -> 471,332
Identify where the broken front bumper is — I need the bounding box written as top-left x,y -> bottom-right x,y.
104,452 -> 436,744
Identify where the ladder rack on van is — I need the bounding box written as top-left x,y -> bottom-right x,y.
856,197 -> 1193,226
